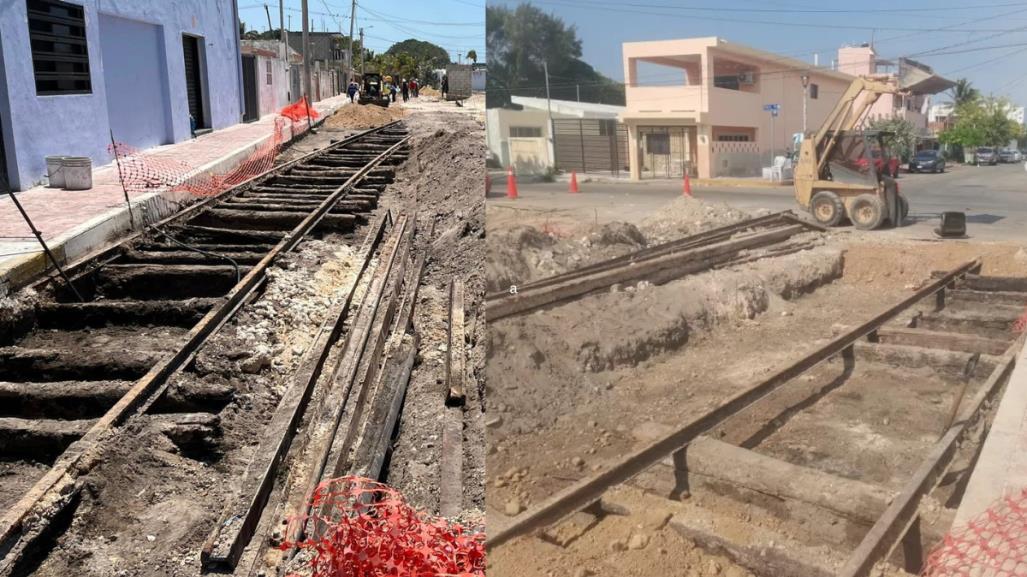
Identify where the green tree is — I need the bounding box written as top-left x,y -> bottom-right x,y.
467,49 -> 478,64
868,116 -> 917,161
486,3 -> 624,108
940,97 -> 1021,152
948,78 -> 980,107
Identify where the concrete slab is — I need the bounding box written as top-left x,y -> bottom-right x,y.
953,335 -> 1027,526
0,94 -> 350,295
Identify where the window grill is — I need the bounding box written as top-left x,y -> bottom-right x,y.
27,0 -> 91,95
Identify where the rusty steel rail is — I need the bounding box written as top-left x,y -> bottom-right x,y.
487,222 -> 812,321
488,259 -> 982,548
485,210 -> 817,305
0,127 -> 411,574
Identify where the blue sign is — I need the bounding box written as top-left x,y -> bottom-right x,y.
763,103 -> 780,113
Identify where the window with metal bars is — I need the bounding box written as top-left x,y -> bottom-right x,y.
266,60 -> 273,85
27,0 -> 91,95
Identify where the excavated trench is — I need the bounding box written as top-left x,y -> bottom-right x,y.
0,124 -> 409,525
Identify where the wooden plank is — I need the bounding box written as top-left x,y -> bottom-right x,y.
278,216 -> 409,545
439,406 -> 465,518
487,260 -> 980,548
875,327 -> 1010,356
199,213 -> 389,570
961,275 -> 1027,293
447,278 -> 467,406
836,336 -> 1021,577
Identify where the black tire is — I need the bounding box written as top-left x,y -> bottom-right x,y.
896,194 -> 909,225
850,194 -> 886,230
810,190 -> 845,227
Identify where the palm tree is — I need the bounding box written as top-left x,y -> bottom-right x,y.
467,49 -> 478,64
949,78 -> 980,107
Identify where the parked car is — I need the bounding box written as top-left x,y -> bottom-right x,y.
999,148 -> 1023,163
908,149 -> 945,173
975,147 -> 999,166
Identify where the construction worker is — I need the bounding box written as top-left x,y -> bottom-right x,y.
401,78 -> 409,102
347,78 -> 358,103
441,74 -> 448,99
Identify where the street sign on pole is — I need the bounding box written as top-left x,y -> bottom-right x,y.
764,104 -> 780,166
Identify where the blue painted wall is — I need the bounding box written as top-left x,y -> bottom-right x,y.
99,13 -> 172,150
0,0 -> 244,190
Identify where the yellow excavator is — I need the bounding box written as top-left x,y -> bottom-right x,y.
794,63 -> 952,230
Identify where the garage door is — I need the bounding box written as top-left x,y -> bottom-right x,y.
99,14 -> 171,148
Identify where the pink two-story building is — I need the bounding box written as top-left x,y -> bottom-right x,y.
621,37 -> 854,180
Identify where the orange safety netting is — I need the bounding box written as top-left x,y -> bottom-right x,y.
922,488 -> 1027,577
283,476 -> 485,577
108,116 -> 302,198
281,96 -> 320,122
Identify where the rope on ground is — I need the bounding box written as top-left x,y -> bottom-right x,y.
283,476 -> 485,577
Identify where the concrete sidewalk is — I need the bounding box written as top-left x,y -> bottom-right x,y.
0,93 -> 350,294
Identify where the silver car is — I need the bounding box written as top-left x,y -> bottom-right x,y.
975,147 -> 999,166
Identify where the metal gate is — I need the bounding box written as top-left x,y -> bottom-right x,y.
182,35 -> 206,129
553,119 -> 628,175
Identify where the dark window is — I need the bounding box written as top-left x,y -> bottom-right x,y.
598,119 -> 617,136
510,126 -> 542,138
809,83 -> 819,100
716,134 -> 750,142
714,75 -> 740,91
27,0 -> 91,95
266,61 -> 273,85
646,133 -> 670,154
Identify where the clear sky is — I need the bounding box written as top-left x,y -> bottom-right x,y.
489,0 -> 1027,108
237,0 -> 486,62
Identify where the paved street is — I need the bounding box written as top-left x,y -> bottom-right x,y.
489,163 -> 1027,242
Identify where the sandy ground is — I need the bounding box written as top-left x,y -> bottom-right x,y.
485,193 -> 1027,576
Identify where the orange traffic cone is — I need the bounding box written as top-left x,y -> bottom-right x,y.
683,172 -> 693,197
569,171 -> 580,193
506,166 -> 518,199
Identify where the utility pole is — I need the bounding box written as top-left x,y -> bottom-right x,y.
302,0 -> 311,103
576,84 -> 580,102
543,60 -> 555,170
359,27 -> 365,75
348,0 -> 356,81
801,72 -> 810,135
264,4 -> 272,33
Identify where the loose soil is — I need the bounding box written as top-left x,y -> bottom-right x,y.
324,101 -> 408,130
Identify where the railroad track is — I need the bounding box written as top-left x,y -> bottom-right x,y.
490,262 -> 1027,577
486,211 -> 824,321
0,121 -> 411,575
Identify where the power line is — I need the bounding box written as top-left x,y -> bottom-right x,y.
517,0 -> 1027,33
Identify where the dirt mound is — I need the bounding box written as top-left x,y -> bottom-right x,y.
420,86 -> 441,97
488,244 -> 842,443
325,102 -> 407,130
486,221 -> 648,293
640,196 -> 753,244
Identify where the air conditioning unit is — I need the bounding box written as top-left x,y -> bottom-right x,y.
739,71 -> 755,85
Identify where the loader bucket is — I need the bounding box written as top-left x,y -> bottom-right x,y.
897,57 -> 956,94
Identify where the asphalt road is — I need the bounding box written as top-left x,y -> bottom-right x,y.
489,163 -> 1027,242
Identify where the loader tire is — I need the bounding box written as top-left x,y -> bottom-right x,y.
897,194 -> 909,225
810,191 -> 845,227
850,194 -> 886,230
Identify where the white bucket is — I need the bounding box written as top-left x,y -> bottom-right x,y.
45,156 -> 66,188
61,156 -> 93,190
